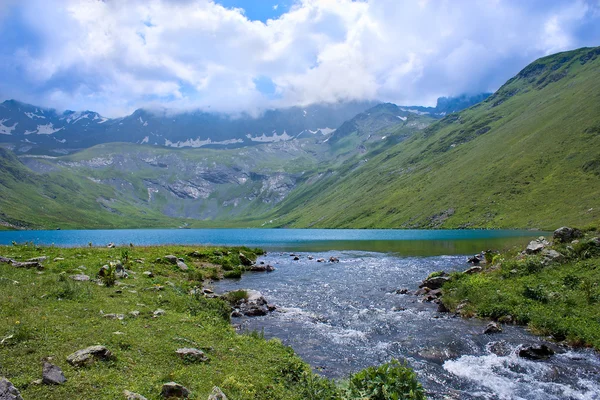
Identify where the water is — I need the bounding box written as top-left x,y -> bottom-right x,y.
0,228 -> 545,255
215,251 -> 600,400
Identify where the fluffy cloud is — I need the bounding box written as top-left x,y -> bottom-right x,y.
0,0 -> 598,116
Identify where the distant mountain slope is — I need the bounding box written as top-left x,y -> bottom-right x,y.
0,100 -> 377,154
267,46 -> 600,229
401,93 -> 492,117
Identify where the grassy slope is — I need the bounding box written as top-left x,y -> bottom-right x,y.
268,47 -> 600,230
440,232 -> 600,349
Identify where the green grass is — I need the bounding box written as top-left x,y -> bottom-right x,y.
0,244 -> 425,400
439,231 -> 600,349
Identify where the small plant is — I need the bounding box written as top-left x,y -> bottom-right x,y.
120,249 -> 130,263
224,267 -> 243,279
99,263 -> 117,287
523,284 -> 548,303
580,280 -> 598,304
222,289 -> 248,305
345,359 -> 425,400
426,270 -> 445,280
563,274 -> 581,289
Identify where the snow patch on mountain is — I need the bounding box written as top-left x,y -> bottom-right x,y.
397,116 -> 407,121
24,112 -> 46,119
0,120 -> 17,135
246,131 -> 292,142
141,136 -> 149,144
164,137 -> 243,148
36,123 -> 63,135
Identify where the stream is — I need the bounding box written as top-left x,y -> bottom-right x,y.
214,251 -> 600,400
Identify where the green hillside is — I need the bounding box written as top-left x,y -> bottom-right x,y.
266,47 -> 600,230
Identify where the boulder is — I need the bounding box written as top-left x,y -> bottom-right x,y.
123,390 -> 148,400
237,289 -> 271,317
317,258 -> 325,263
518,344 -> 555,360
107,243 -> 116,248
176,260 -> 189,271
69,274 -> 90,282
553,227 -> 583,243
395,288 -> 409,295
307,256 -> 314,260
153,309 -> 166,317
329,257 -> 340,263
161,382 -> 189,399
67,345 -> 113,367
483,322 -> 502,334
176,348 -> 208,363
419,276 -> 450,290
249,264 -> 275,272
164,255 -> 178,264
129,311 -> 140,318
488,341 -> 512,356
0,378 -> 23,400
293,256 -> 300,261
143,271 -> 154,278
238,253 -> 252,266
42,362 -> 67,385
467,254 -> 483,265
208,387 -> 228,400
437,302 -> 450,313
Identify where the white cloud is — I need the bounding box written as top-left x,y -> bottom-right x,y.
1,0 -> 599,116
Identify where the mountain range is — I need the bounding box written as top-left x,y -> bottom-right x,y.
0,46 -> 599,230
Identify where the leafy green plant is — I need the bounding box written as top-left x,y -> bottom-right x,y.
523,284 -> 549,303
345,359 -> 425,400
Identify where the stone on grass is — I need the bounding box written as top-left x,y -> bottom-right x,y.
176,260 -> 189,271
176,348 -> 208,363
67,345 -> 113,367
11,261 -> 43,270
0,378 -> 23,400
42,362 -> 67,385
483,322 -> 502,334
129,310 -> 140,318
541,249 -> 563,261
69,274 -> 90,282
123,390 -> 148,400
153,309 -> 166,317
161,382 -> 189,398
143,271 -> 154,278
525,240 -> 546,254
419,276 -> 450,290
208,386 -> 228,400
464,266 -> 483,274
164,255 -> 178,264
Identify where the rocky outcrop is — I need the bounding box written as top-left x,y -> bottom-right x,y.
161,382 -> 189,398
419,274 -> 450,290
238,253 -> 252,266
229,289 -> 275,317
67,345 -> 113,367
42,362 -> 67,385
553,227 -> 583,243
0,378 -> 23,400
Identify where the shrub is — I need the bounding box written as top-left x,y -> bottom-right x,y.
523,284 -> 549,303
345,359 -> 425,400
223,267 -> 243,279
222,289 -> 248,304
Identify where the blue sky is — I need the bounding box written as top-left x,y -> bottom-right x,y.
0,0 -> 598,117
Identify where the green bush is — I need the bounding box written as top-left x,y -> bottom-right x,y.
345,359 -> 425,400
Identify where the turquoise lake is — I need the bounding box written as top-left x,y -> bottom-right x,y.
0,229 -> 546,255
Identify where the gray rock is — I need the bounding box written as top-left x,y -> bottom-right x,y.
483,322 -> 502,334
176,260 -> 189,271
0,378 -> 23,400
239,253 -> 252,266
237,289 -> 271,317
329,257 -> 340,263
53,257 -> 65,262
69,274 -> 90,281
102,313 -> 125,320
42,362 -> 67,385
176,348 -> 208,363
161,382 -> 189,398
525,240 -> 545,254
395,288 -> 409,294
11,261 -> 43,270
153,309 -> 166,317
208,386 -> 228,400
249,264 -> 275,272
143,271 -> 154,278
107,243 -> 116,248
553,227 -> 583,243
123,390 -> 148,400
27,256 -> 48,263
66,345 -> 113,367
164,255 -> 178,264
317,258 -> 325,262
129,310 -> 140,318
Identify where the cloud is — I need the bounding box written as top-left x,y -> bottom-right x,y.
0,0 -> 598,116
